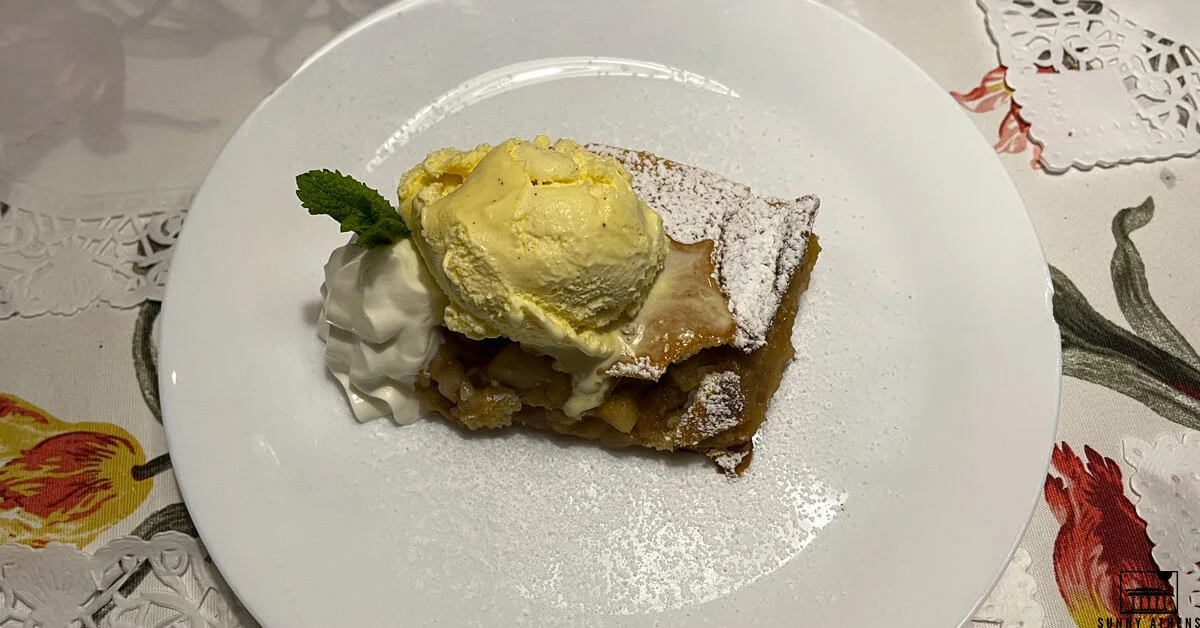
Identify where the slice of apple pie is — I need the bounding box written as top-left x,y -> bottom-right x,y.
414,146 -> 820,475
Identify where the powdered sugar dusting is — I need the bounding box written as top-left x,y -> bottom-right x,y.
605,355 -> 666,380
590,145 -> 819,351
369,411 -> 846,618
709,449 -> 749,474
605,153 -> 743,244
674,371 -> 743,445
721,196 -> 819,349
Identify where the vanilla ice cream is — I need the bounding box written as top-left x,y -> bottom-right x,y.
398,136 -> 669,414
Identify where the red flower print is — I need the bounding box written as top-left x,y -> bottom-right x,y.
951,65 -> 1043,169
0,432 -> 141,522
997,104 -> 1043,169
0,394 -> 159,548
1044,443 -> 1178,626
951,65 -> 1011,114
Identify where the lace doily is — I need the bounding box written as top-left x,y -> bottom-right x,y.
979,0 -> 1200,171
972,548 -> 1045,628
0,532 -> 252,627
1124,432 -> 1200,618
0,204 -> 185,318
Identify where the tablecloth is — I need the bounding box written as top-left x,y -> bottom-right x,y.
1,1 -> 1198,626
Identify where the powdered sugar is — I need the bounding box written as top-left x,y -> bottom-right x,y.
605,355 -> 666,380
613,156 -> 742,244
674,370 -> 744,445
591,145 -> 819,351
720,196 -> 819,349
709,449 -> 749,474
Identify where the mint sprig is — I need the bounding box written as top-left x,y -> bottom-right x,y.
295,169 -> 410,248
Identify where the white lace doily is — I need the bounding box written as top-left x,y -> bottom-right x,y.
0,204 -> 185,318
979,0 -> 1200,172
0,532 -> 253,627
1124,432 -> 1200,619
972,548 -> 1045,628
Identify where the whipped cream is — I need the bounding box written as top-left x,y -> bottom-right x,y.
318,238 -> 447,424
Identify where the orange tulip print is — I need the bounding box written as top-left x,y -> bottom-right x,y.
1044,443 -> 1179,627
0,394 -> 164,548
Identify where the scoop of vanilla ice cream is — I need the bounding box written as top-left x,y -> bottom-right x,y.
398,136 -> 668,359
319,237 -> 448,423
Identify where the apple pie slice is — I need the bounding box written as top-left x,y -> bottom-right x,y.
414,147 -> 820,475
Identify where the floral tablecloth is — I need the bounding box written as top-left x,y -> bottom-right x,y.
2,1 -> 1198,626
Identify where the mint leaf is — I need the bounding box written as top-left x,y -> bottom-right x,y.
295,169 -> 410,248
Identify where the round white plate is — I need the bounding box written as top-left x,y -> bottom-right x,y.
160,1 -> 1061,626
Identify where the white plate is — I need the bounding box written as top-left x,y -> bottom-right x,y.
160,1 -> 1061,626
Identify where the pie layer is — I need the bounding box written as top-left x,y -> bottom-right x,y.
413,147 -> 820,475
